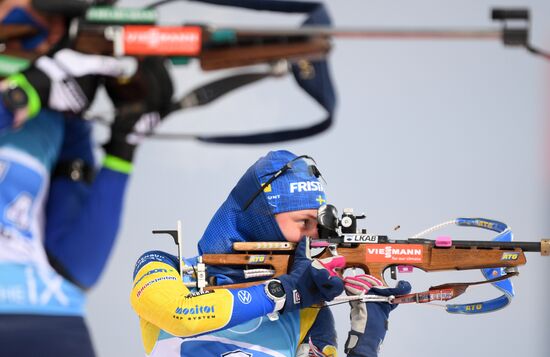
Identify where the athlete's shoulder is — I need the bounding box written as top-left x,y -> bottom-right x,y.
133,250 -> 179,279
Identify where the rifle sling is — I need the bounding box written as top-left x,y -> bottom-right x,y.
172,71 -> 273,112
188,0 -> 335,145
392,271 -> 518,305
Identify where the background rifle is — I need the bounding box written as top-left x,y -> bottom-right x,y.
0,24 -> 37,43
1,5 -> 548,144
0,1 -> 338,144
1,6 -> 548,66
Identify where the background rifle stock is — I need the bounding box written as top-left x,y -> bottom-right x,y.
199,38 -> 331,70
85,1 -> 550,356
72,28 -> 332,70
0,24 -> 37,42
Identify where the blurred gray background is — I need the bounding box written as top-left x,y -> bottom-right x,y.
86,1 -> 550,356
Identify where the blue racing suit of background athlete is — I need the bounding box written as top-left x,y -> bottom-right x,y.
0,2 -> 175,353
0,104 -> 130,356
0,4 -> 135,355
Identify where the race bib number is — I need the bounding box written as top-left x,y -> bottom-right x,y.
5,193 -> 32,230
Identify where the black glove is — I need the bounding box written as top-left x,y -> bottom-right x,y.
103,57 -> 174,164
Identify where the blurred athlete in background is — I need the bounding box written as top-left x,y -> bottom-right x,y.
0,1 -> 173,355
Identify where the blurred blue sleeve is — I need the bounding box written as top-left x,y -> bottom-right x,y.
45,118 -> 130,289
0,100 -> 15,133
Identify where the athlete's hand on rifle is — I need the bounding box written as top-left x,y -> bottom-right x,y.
278,238 -> 345,313
103,56 -> 174,165
344,274 -> 411,357
0,48 -> 137,129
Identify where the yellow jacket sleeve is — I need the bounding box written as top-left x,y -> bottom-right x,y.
131,260 -> 236,337
130,250 -> 276,340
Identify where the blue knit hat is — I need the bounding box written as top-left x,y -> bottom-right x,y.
198,150 -> 326,254
251,150 -> 326,214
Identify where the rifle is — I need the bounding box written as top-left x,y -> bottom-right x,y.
0,24 -> 38,43
1,7 -> 548,63
1,5 -> 549,144
1,0 -> 338,145
155,204 -> 549,314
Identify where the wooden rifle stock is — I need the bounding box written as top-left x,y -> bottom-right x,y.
315,242 -> 530,284
0,25 -> 40,63
201,239 -> 549,290
0,24 -> 37,42
1,22 -> 331,71
201,241 -> 294,290
199,37 -> 331,71
72,28 -> 115,56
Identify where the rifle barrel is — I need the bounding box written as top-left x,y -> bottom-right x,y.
224,26 -> 502,40
404,239 -> 548,254
452,240 -> 542,251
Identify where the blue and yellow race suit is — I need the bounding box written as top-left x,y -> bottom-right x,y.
131,150 -> 338,356
131,251 -> 337,357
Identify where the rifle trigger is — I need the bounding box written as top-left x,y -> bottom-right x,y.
390,266 -> 397,280
328,244 -> 338,256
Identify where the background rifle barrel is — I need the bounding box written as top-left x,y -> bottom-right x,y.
227,26 -> 502,40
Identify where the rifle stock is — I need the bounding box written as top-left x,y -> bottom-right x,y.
1,22 -> 331,72
201,239 -> 548,290
201,241 -> 294,290
199,38 -> 331,71
316,243 -> 529,284
0,25 -> 37,42
72,29 -> 115,56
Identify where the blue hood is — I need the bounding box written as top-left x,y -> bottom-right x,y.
198,150 -> 326,255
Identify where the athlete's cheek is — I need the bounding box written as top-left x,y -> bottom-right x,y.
286,229 -> 302,243
286,223 -> 305,243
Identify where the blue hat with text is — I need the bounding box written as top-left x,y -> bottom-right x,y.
252,150 -> 326,214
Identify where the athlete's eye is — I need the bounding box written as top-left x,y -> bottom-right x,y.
302,219 -> 315,229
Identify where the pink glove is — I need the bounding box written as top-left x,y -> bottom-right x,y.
344,274 -> 384,295
312,256 -> 346,277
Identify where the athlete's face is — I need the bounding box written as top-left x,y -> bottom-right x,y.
275,209 -> 318,243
